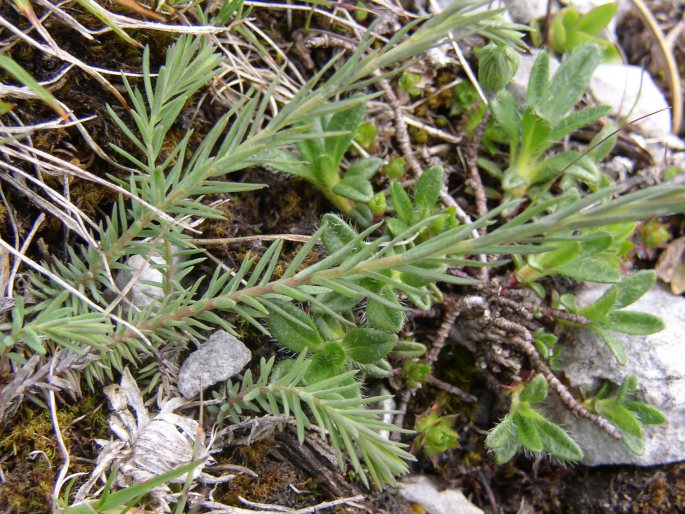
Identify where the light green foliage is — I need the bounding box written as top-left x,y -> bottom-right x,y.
486,375 -> 583,463
516,223 -> 635,288
532,331 -> 561,369
403,359 -> 431,387
399,72 -> 423,97
261,99 -> 381,226
549,2 -> 620,61
384,156 -> 407,179
213,352 -> 413,487
586,375 -> 666,454
478,43 -> 520,94
355,120 -> 378,151
414,411 -> 459,458
0,292 -> 112,362
491,44 -> 610,198
568,270 -> 665,364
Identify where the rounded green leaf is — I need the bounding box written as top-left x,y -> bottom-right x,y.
366,287 -> 405,332
321,213 -> 360,254
266,300 -> 323,352
520,374 -> 549,404
343,328 -> 397,364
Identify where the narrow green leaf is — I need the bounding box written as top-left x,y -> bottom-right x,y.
414,165 -> 444,212
591,325 -> 627,364
536,418 -> 583,461
596,399 -> 644,454
607,310 -> 665,335
332,175 -> 374,202
527,50 -> 550,108
579,287 -> 618,321
513,414 -> 544,452
390,181 -> 415,226
538,44 -> 602,121
0,55 -> 66,118
624,401 -> 666,425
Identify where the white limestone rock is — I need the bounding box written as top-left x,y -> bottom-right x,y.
115,249 -> 184,308
550,284 -> 685,466
399,475 -> 484,514
504,0 -> 553,23
178,331 -> 252,399
589,64 -> 672,138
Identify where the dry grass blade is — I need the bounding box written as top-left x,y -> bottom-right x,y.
0,10 -> 129,108
631,0 -> 682,134
0,55 -> 66,118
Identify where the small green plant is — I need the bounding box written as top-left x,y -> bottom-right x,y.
403,359 -> 431,387
263,99 -> 382,226
399,72 -> 423,97
213,352 -> 413,487
639,219 -> 671,249
413,408 -> 459,461
549,2 -> 620,61
486,375 -> 583,463
384,155 -> 407,179
561,270 -> 665,364
585,375 -> 666,454
490,44 -> 610,198
355,119 -> 378,151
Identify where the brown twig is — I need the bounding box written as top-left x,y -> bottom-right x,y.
467,110 -> 490,224
491,317 -> 622,440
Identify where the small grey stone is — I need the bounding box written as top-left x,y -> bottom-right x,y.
549,284 -> 685,466
178,331 -> 252,399
399,475 -> 484,514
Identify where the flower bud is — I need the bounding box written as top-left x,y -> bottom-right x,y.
478,44 -> 520,94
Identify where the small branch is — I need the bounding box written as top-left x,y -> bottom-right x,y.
376,78 -> 423,177
427,303 -> 460,364
426,375 -> 477,403
491,317 -> 622,439
467,110 -> 490,224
